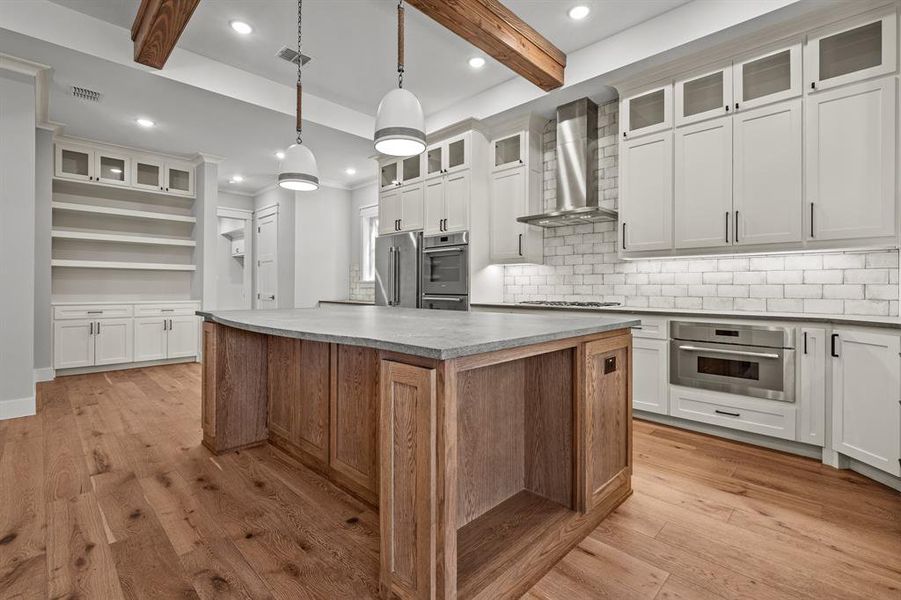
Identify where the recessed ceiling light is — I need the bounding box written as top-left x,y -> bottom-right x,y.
135,117 -> 155,128
230,175 -> 244,183
568,5 -> 590,20
468,56 -> 486,69
230,20 -> 253,35
345,167 -> 357,176
275,151 -> 286,160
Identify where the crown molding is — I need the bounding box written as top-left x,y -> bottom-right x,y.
0,53 -> 52,125
193,152 -> 226,165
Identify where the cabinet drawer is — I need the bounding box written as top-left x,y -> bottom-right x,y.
670,385 -> 796,441
134,304 -> 200,317
54,304 -> 133,320
631,315 -> 668,339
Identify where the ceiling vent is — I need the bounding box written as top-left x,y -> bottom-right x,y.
276,46 -> 312,67
71,86 -> 102,102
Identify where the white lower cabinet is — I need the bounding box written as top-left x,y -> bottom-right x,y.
632,337 -> 668,415
134,318 -> 168,361
94,319 -> 134,366
831,328 -> 901,476
54,318 -> 133,369
167,316 -> 200,359
797,328 -> 826,446
670,385 -> 797,441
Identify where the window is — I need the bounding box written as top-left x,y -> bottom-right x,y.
360,205 -> 378,282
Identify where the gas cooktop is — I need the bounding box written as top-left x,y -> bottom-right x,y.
519,301 -> 622,308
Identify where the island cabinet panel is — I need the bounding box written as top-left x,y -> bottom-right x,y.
581,334 -> 632,508
267,336 -> 330,466
379,360 -> 438,600
331,345 -> 381,500
201,323 -> 269,454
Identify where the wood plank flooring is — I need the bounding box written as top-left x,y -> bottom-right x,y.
1,363 -> 898,599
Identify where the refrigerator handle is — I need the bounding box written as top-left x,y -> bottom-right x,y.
394,247 -> 401,305
387,247 -> 396,305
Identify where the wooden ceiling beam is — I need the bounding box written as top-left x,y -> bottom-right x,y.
406,0 -> 566,91
131,0 -> 201,69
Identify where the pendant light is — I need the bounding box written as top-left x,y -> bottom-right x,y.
374,0 -> 426,157
278,0 -> 319,191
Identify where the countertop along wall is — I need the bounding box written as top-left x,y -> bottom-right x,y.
503,100 -> 900,317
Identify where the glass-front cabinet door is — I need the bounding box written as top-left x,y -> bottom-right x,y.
165,161 -> 194,197
426,144 -> 443,178
401,154 -> 422,184
380,160 -> 399,189
132,156 -> 163,191
806,9 -> 897,92
675,64 -> 733,126
493,132 -> 524,171
55,142 -> 94,182
445,134 -> 469,173
733,44 -> 801,110
621,84 -> 672,138
94,150 -> 130,186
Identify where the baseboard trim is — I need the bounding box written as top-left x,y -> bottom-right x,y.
848,459 -> 901,493
0,395 -> 37,420
55,356 -> 198,377
34,367 -> 55,383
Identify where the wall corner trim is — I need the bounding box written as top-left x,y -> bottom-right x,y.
0,395 -> 37,421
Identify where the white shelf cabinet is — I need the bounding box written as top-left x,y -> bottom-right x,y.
806,77 -> 897,242
620,130 -> 673,252
831,328 -> 901,476
424,170 -> 470,235
675,64 -> 733,126
53,318 -> 133,369
632,337 -> 669,415
425,132 -> 470,179
733,43 -> 802,111
806,8 -> 898,92
489,165 -> 543,264
134,316 -> 198,361
380,154 -> 423,190
621,83 -> 673,139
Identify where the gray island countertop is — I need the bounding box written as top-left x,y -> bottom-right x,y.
198,305 -> 639,359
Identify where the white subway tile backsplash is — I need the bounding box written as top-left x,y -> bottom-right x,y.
500,99 -> 899,317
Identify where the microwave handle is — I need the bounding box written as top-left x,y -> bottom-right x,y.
677,345 -> 780,360
422,296 -> 463,302
422,247 -> 464,254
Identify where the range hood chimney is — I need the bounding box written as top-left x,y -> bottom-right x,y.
517,98 -> 618,228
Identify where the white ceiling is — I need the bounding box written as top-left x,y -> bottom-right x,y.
0,30 -> 375,193
46,0 -> 692,117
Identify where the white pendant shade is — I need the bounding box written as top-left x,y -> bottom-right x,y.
374,88 -> 426,157
278,142 -> 319,191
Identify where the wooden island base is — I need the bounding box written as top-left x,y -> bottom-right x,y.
201,322 -> 632,600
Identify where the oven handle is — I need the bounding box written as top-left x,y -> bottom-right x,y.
422,247 -> 464,254
678,345 -> 780,360
422,296 -> 463,302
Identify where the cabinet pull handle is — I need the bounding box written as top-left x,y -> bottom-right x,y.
96,321 -> 101,335
735,102 -> 739,110
725,211 -> 730,243
87,310 -> 102,314
803,331 -> 808,355
725,105 -> 730,112
715,409 -> 741,417
622,222 -> 627,250
831,333 -> 839,358
809,203 -> 815,238
518,233 -> 523,257
90,322 -> 93,335
734,210 -> 739,243
811,81 -> 816,89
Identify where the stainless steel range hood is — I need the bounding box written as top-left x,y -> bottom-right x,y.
517,98 -> 618,228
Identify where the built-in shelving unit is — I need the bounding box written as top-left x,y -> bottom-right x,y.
51,229 -> 196,247
51,259 -> 197,271
52,201 -> 196,223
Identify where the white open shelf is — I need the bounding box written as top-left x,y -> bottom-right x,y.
220,225 -> 245,240
52,201 -> 196,223
52,229 -> 196,247
51,259 -> 197,271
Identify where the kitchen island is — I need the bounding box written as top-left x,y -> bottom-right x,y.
198,305 -> 639,599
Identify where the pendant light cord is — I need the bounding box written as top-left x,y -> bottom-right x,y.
397,0 -> 404,89
296,0 -> 303,144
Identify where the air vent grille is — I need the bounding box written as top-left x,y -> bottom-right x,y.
276,46 -> 312,66
72,86 -> 102,102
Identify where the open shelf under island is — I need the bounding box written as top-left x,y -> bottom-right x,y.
198,305 -> 639,600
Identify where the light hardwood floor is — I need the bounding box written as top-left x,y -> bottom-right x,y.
0,363 -> 898,599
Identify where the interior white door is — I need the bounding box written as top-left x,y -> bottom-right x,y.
423,177 -> 445,235
53,320 -> 95,369
489,166 -> 526,263
378,188 -> 401,234
832,329 -> 901,476
166,316 -> 199,359
620,130 -> 673,252
733,98 -> 802,246
399,183 -> 424,231
806,78 -> 896,241
798,328 -> 826,447
443,171 -> 470,233
674,116 -> 733,249
134,317 -> 168,362
632,338 -> 668,415
255,211 -> 278,308
93,318 -> 133,366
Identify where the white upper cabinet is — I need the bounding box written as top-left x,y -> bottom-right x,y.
55,142 -> 95,182
425,144 -> 444,179
621,84 -> 672,139
423,176 -> 445,235
733,44 -> 802,110
806,9 -> 898,92
378,187 -> 402,234
399,183 -> 424,232
380,155 -> 423,190
165,161 -> 194,197
401,154 -> 423,185
94,150 -> 131,187
733,98 -> 803,246
831,328 -> 901,477
806,77 -> 896,241
443,171 -> 470,234
620,130 -> 673,252
426,133 -> 470,178
489,166 -> 527,262
675,64 -> 733,126
380,160 -> 400,190
492,132 -> 525,171
674,116 -> 733,249
132,156 -> 164,191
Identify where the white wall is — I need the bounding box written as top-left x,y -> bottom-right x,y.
194,160 -> 219,309
34,127 -> 52,377
218,190 -> 254,211
295,184 -> 351,307
0,70 -> 36,418
348,183 -> 378,302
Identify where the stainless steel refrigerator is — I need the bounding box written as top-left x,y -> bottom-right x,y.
375,231 -> 421,308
